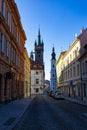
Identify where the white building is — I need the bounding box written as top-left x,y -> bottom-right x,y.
30,59 -> 44,95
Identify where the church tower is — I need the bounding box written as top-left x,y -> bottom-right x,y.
50,46 -> 57,91
34,28 -> 44,65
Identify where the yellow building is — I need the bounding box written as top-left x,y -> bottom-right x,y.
24,48 -> 30,98
56,51 -> 66,92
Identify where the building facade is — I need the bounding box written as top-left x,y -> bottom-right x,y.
56,28 -> 87,101
0,0 -> 26,102
24,48 -> 30,98
50,47 -> 57,91
78,29 -> 87,101
30,59 -> 44,95
56,51 -> 66,92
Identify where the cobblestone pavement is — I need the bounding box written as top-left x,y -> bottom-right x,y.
13,95 -> 87,130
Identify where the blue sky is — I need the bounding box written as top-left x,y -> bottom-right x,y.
15,0 -> 87,80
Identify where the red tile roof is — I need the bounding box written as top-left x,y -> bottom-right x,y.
30,59 -> 44,70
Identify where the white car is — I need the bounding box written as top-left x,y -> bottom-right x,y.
54,92 -> 64,100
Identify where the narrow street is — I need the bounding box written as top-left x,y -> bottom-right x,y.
13,95 -> 87,130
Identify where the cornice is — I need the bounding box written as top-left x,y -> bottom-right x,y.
7,0 -> 26,41
63,39 -> 80,58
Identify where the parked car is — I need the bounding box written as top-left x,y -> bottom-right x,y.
47,90 -> 50,95
48,91 -> 54,97
51,91 -> 55,97
54,92 -> 64,100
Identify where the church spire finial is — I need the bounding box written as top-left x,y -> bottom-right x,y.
38,25 -> 40,35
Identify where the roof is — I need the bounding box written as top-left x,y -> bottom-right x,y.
56,51 -> 66,65
30,59 -> 44,70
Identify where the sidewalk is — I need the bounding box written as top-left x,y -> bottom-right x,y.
64,96 -> 87,118
64,96 -> 87,107
0,96 -> 35,130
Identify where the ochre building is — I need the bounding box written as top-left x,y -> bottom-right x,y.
24,48 -> 30,98
0,0 -> 26,103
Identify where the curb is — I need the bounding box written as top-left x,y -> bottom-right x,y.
64,96 -> 87,107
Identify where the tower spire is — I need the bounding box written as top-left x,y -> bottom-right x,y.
38,27 -> 41,45
51,46 -> 56,60
35,28 -> 44,64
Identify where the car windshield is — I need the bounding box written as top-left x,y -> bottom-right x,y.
56,92 -> 62,95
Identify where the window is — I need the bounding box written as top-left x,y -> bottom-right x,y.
75,50 -> 77,58
7,11 -> 11,26
85,61 -> 87,74
36,79 -> 39,84
0,33 -> 4,52
37,50 -> 41,54
11,45 -> 13,62
2,1 -> 5,17
83,84 -> 87,97
73,51 -> 75,59
76,47 -> 79,56
36,88 -> 39,93
13,48 -> 16,63
73,66 -> 76,76
82,62 -> 85,74
68,70 -> 69,78
66,71 -> 67,79
18,37 -> 20,46
6,40 -> 9,57
53,65 -> 54,67
33,65 -> 36,68
67,57 -> 69,65
38,54 -> 40,58
12,21 -> 14,35
77,64 -> 80,76
16,53 -> 18,66
70,68 -> 72,78
70,54 -> 72,62
36,71 -> 38,75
